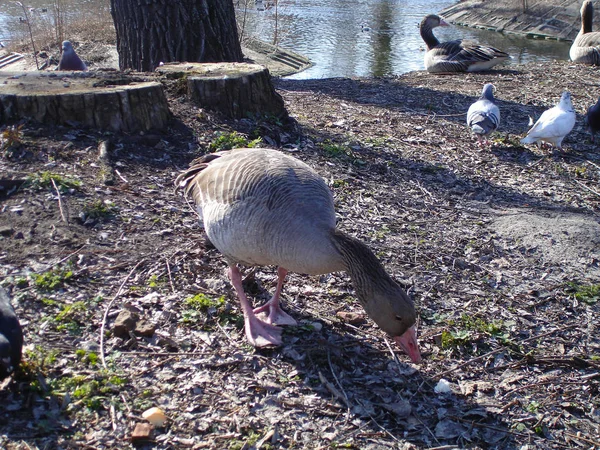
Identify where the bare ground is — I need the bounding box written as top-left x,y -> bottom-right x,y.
0,60 -> 599,449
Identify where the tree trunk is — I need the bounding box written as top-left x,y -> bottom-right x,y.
110,0 -> 243,72
0,73 -> 171,132
157,62 -> 287,119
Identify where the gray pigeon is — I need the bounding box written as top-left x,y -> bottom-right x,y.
466,83 -> 500,145
58,40 -> 87,71
0,287 -> 23,380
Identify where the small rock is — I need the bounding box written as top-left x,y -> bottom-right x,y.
336,311 -> 366,325
135,319 -> 156,337
0,227 -> 14,236
434,378 -> 452,394
113,309 -> 139,338
131,422 -> 154,443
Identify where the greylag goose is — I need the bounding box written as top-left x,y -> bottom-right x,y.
466,83 -> 500,145
570,0 -> 600,65
0,287 -> 23,380
175,148 -> 421,363
586,96 -> 600,142
420,14 -> 509,73
58,41 -> 87,71
520,92 -> 576,150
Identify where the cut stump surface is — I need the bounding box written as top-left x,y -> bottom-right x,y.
156,62 -> 287,119
0,71 -> 171,132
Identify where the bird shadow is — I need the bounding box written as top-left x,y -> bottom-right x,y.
242,275 -> 517,449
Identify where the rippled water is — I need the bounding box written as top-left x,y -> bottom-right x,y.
239,0 -> 572,79
0,0 -> 572,79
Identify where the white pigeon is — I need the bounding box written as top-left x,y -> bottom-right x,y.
520,92 -> 576,150
467,83 -> 500,145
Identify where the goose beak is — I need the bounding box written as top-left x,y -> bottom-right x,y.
394,326 -> 422,363
439,18 -> 450,27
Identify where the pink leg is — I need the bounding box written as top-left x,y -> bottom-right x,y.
253,267 -> 297,326
228,265 -> 282,347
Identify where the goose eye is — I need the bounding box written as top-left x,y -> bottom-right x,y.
395,315 -> 403,322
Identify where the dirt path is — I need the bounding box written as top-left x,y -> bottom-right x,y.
0,61 -> 599,449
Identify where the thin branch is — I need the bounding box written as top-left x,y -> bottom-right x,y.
50,178 -> 68,224
100,260 -> 146,369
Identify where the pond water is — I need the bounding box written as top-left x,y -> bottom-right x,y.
0,0 -> 572,79
238,0 -> 572,79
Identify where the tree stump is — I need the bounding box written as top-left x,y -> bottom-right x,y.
156,62 -> 287,119
0,72 -> 171,132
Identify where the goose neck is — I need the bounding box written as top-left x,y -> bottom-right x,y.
582,3 -> 594,34
420,21 -> 440,50
332,231 -> 397,304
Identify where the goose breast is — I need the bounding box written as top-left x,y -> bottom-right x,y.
189,148 -> 345,275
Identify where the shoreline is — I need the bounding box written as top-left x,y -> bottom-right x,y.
441,0 -> 599,42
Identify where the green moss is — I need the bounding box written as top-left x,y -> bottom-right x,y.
26,171 -> 82,192
185,293 -> 225,311
566,282 -> 600,305
33,266 -> 74,291
81,199 -> 118,220
208,131 -> 261,152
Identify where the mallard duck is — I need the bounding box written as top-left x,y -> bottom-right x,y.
520,92 -> 576,149
420,14 -> 509,73
467,83 -> 500,144
570,0 -> 600,65
175,148 -> 421,362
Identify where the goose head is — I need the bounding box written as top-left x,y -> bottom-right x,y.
363,283 -> 420,362
421,14 -> 449,31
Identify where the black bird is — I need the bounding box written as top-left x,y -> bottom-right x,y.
586,96 -> 600,142
0,287 -> 23,380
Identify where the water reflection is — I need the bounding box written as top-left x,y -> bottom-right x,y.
0,0 -> 573,79
238,0 -> 572,79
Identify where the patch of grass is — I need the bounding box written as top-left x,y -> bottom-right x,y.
26,171 -> 82,192
81,199 -> 118,220
147,274 -> 165,290
32,265 -> 74,291
441,314 -> 508,350
208,131 -> 262,152
185,293 -> 226,311
566,282 -> 599,305
52,370 -> 128,412
1,124 -> 24,156
75,349 -> 99,367
182,293 -> 228,325
320,140 -> 350,158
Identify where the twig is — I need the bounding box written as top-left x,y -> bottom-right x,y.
586,159 -> 600,171
50,178 -> 68,224
318,370 -> 351,409
565,431 -> 600,447
15,2 -> 39,70
165,258 -> 176,294
432,324 -> 578,380
100,260 -> 146,369
215,320 -> 236,345
327,350 -> 351,418
571,177 -> 600,198
119,351 -> 209,356
447,414 -> 531,439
